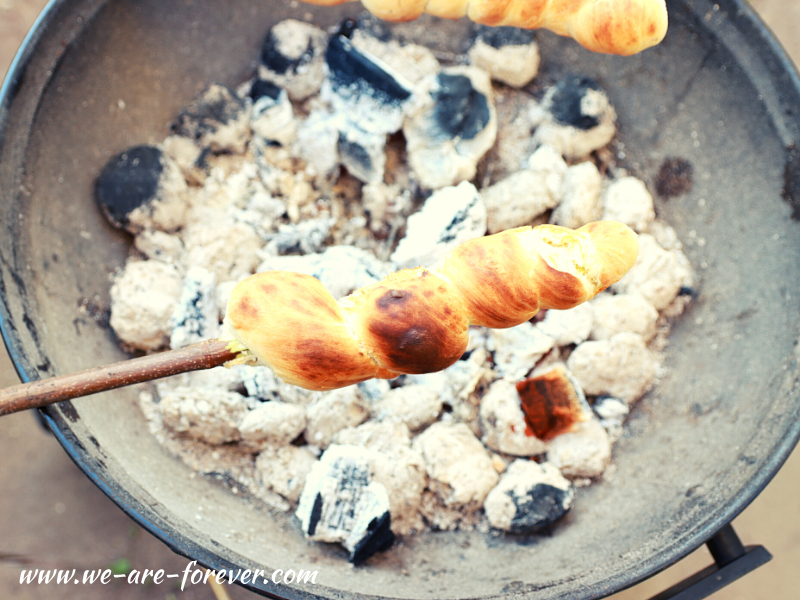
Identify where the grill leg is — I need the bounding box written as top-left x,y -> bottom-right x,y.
646,523 -> 772,600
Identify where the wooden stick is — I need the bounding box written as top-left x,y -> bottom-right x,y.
0,338 -> 240,417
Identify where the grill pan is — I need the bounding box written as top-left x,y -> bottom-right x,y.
2,0 -> 800,598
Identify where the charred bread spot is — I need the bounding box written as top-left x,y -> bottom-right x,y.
357,276 -> 469,375
377,289 -> 410,309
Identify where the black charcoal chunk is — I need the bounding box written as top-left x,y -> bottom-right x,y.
262,32 -> 314,75
468,26 -> 540,88
507,483 -> 573,534
548,76 -> 604,131
249,79 -> 296,146
475,25 -> 536,48
296,445 -> 394,563
531,75 -> 616,158
250,78 -> 283,102
337,130 -> 385,183
171,84 -> 249,153
349,512 -> 395,565
258,20 -> 328,100
326,34 -> 412,106
403,66 -> 496,189
484,460 -> 574,534
432,72 -> 490,141
95,145 -> 187,233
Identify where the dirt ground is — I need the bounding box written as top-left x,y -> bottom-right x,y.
1,1 -> 799,599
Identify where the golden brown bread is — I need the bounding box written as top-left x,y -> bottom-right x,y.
224,221 -> 638,391
305,0 -> 668,56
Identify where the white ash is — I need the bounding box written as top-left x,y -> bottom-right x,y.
246,189 -> 288,224
468,27 -> 539,88
531,76 -> 616,160
550,161 -> 603,229
645,219 -> 683,251
362,181 -> 413,233
334,419 -> 412,451
294,109 -> 344,178
590,291 -> 659,342
479,379 -> 547,457
161,135 -> 205,182
370,384 -> 443,432
350,28 -> 440,84
159,386 -> 247,445
258,245 -> 391,299
602,176 -> 656,232
357,378 -> 391,403
404,66 -> 497,189
169,266 -> 219,349
592,395 -> 629,443
528,144 -> 568,200
546,418 -> 612,478
536,302 -> 594,346
391,181 -> 487,268
180,212 -> 262,284
306,387 -> 371,449
295,444 -> 394,562
413,421 -> 499,509
134,230 -> 184,265
255,444 -> 318,503
261,217 -> 336,256
483,460 -> 574,533
487,321 -> 555,381
233,364 -> 320,405
238,401 -> 307,448
172,365 -> 248,398
567,332 -> 658,404
466,326 -> 489,353
488,90 -> 540,179
258,19 -> 328,101
109,260 -> 183,351
334,421 -> 427,535
408,347 -> 489,420
171,84 -> 250,154
613,233 -> 693,311
482,168 -> 560,234
249,82 -> 297,147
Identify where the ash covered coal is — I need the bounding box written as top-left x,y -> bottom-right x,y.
99,14 -> 696,565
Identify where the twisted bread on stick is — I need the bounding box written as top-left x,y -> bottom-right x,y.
224,221 -> 637,391
304,0 -> 668,56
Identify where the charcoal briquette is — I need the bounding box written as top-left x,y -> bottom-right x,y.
95,145 -> 187,233
432,73 -> 490,140
548,76 -> 604,131
507,483 -> 573,534
325,34 -> 411,105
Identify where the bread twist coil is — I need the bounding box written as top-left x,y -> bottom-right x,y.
304,0 -> 668,56
224,221 -> 637,391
